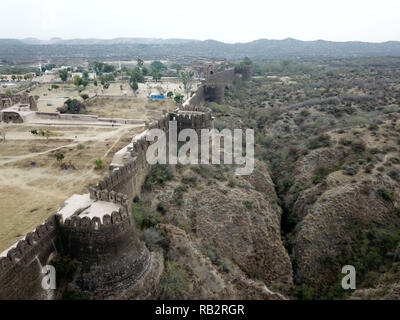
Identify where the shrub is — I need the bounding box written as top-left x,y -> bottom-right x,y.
143,228 -> 168,250
173,185 -> 188,206
277,176 -> 293,194
347,116 -> 366,127
351,140 -> 366,153
307,134 -> 331,150
80,94 -> 89,100
300,110 -> 310,117
77,144 -> 85,150
342,164 -> 359,176
174,94 -> 184,104
339,138 -> 353,146
243,200 -> 253,209
57,99 -> 86,114
368,123 -> 379,131
93,158 -> 103,169
213,119 -> 228,131
54,152 -> 64,162
312,165 -> 333,184
143,165 -> 173,191
388,169 -> 400,182
157,202 -> 167,214
207,102 -> 231,114
293,284 -> 314,300
160,261 -> 191,300
131,202 -> 160,230
378,189 -> 394,203
182,175 -> 197,186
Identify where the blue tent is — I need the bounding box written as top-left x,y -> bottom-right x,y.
150,94 -> 165,99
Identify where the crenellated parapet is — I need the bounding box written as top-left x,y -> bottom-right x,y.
0,215 -> 59,300
0,67 -> 236,300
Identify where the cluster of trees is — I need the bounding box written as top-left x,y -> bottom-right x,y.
0,74 -> 34,81
150,60 -> 167,82
89,61 -> 116,75
98,73 -> 115,89
57,99 -> 86,114
30,128 -> 58,141
73,75 -> 89,88
59,69 -> 68,82
41,64 -> 57,72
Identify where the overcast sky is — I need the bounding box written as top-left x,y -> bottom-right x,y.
1,0 -> 399,43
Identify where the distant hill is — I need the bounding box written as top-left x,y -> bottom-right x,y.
19,37 -> 200,45
1,37 -> 400,63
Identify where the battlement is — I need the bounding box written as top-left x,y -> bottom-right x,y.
0,215 -> 59,300
0,66 -> 246,300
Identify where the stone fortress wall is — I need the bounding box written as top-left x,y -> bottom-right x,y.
185,65 -> 252,105
0,66 -> 251,300
0,94 -> 37,110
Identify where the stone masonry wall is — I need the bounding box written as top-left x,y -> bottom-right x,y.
0,94 -> 37,110
0,215 -> 60,300
0,67 -> 248,300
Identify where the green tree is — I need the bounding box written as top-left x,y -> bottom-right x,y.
94,158 -> 103,169
174,93 -> 184,104
137,58 -> 144,68
167,91 -> 174,98
241,57 -> 253,66
180,71 -> 194,98
151,69 -> 163,82
131,67 -> 144,83
59,69 -> 68,82
73,75 -> 83,87
54,152 -> 64,163
130,80 -> 139,94
150,61 -> 167,72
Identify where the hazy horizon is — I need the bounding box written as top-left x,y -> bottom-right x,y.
1,0 -> 399,44
5,36 -> 400,44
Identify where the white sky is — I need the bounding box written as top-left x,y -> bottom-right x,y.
1,0 -> 399,43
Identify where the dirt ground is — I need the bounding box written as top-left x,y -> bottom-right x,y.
29,80 -> 192,114
0,123 -> 144,252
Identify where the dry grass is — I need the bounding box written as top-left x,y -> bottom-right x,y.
0,123 -> 143,251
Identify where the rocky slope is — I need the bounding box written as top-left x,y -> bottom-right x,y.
138,161 -> 292,299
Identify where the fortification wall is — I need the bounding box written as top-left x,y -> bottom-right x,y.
206,68 -> 235,85
189,66 -> 252,106
234,65 -> 252,81
1,111 -> 24,123
0,94 -> 37,111
0,67 -> 238,300
60,192 -> 139,268
59,189 -> 160,299
0,215 -> 59,300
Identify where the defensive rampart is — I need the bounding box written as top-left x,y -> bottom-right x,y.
0,94 -> 37,110
0,66 -> 249,300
